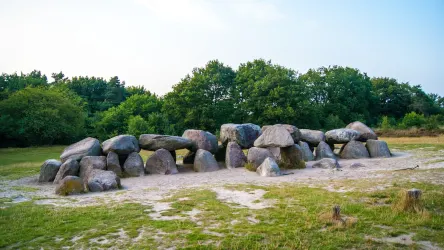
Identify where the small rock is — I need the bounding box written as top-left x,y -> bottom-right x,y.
247,147 -> 275,170
311,158 -> 340,169
193,149 -> 219,172
145,149 -> 178,175
60,137 -> 102,163
339,141 -> 370,159
225,142 -> 247,169
39,159 -> 62,182
123,152 -> 144,177
256,157 -> 281,177
102,135 -> 140,155
106,151 -> 122,177
300,129 -> 326,147
220,123 -> 261,148
182,130 -> 218,153
55,176 -> 84,195
350,162 -> 366,168
298,141 -> 314,161
139,134 -> 193,151
53,159 -> 79,184
346,121 -> 378,141
366,139 -> 391,158
315,141 -> 336,160
254,125 -> 294,148
325,129 -> 361,144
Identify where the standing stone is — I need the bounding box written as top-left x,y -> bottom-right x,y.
38,159 -> 62,182
55,176 -> 84,195
366,139 -> 391,158
87,169 -> 121,192
247,147 -> 275,170
193,149 -> 219,172
145,149 -> 178,175
139,134 -> 193,151
254,125 -> 294,148
214,144 -> 227,162
225,142 -> 247,169
60,137 -> 101,163
182,130 -> 218,153
183,151 -> 196,164
311,158 -> 340,169
300,129 -> 326,147
315,141 -> 336,160
220,123 -> 261,148
262,124 -> 301,142
298,141 -> 314,161
123,152 -> 144,177
325,129 -> 361,144
279,144 -> 306,169
53,159 -> 79,184
79,156 -> 107,181
102,135 -> 140,155
346,121 -> 378,141
256,157 -> 281,177
106,151 -> 122,177
339,140 -> 370,159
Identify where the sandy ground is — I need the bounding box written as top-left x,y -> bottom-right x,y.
1,148 -> 444,208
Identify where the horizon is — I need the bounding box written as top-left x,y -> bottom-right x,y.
1,0 -> 443,95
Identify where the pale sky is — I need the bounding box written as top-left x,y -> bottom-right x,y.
1,0 -> 443,95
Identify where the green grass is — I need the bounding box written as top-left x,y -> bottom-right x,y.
1,182 -> 443,249
0,146 -> 65,180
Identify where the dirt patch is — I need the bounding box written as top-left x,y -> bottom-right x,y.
211,187 -> 272,209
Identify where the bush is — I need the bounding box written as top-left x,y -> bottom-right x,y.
324,114 -> 345,130
400,112 -> 426,128
424,115 -> 440,130
127,115 -> 152,138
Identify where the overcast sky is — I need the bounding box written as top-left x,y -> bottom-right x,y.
1,0 -> 443,95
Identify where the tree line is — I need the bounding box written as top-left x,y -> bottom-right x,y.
1,59 -> 443,147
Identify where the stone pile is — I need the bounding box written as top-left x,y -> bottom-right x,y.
39,121 -> 391,195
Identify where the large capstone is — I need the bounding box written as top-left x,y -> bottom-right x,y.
145,149 -> 178,175
339,140 -> 370,159
346,121 -> 378,141
262,124 -> 301,142
298,141 -> 314,161
39,159 -> 62,182
366,139 -> 391,158
106,151 -> 122,177
225,142 -> 247,169
123,152 -> 144,177
182,130 -> 218,153
55,176 -> 84,196
325,129 -> 361,144
315,141 -> 336,160
220,123 -> 261,148
60,137 -> 101,163
102,135 -> 140,155
87,169 -> 121,192
254,125 -> 294,148
247,147 -> 275,170
53,159 -> 80,184
193,149 -> 219,172
139,134 -> 193,151
300,129 -> 326,147
256,157 -> 281,177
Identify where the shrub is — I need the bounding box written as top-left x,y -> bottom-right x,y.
127,115 -> 152,138
400,112 -> 426,128
324,114 -> 345,130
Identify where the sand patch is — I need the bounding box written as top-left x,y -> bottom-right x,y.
211,187 -> 272,209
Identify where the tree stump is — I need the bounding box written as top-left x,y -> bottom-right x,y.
395,188 -> 423,212
332,205 -> 341,220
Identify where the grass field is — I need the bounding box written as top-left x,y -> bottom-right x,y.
0,138 -> 443,249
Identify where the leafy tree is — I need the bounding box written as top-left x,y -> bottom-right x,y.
0,87 -> 86,146
400,112 -> 426,128
126,85 -> 151,97
163,60 -> 236,133
127,115 -> 152,138
372,77 -> 413,119
0,70 -> 48,100
324,114 -> 345,130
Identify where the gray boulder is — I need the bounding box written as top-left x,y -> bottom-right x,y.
298,141 -> 314,161
339,140 -> 370,159
102,135 -> 140,155
87,169 -> 121,192
311,158 -> 340,169
123,152 -> 144,177
38,159 -> 62,182
256,157 -> 281,177
79,156 -> 107,182
53,159 -> 79,184
145,149 -> 178,175
262,124 -> 301,142
366,139 -> 391,158
106,151 -> 122,177
182,130 -> 218,153
300,129 -> 326,147
279,144 -> 306,169
220,123 -> 261,148
247,147 -> 275,170
254,125 -> 294,148
225,142 -> 247,169
193,149 -> 219,172
60,137 -> 101,163
183,151 -> 195,164
315,141 -> 336,160
139,134 -> 193,151
55,176 -> 84,195
346,121 -> 378,141
325,129 -> 361,144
